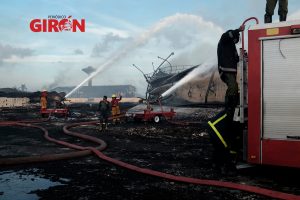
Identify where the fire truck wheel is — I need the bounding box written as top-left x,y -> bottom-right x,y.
154,116 -> 160,123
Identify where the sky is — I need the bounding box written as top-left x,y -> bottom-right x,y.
0,0 -> 300,95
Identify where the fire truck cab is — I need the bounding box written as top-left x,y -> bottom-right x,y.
245,20 -> 300,168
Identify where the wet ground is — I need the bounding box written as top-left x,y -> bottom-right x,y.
0,106 -> 300,199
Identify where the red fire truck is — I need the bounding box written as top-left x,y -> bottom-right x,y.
240,18 -> 300,168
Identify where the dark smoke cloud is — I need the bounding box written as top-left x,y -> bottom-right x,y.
47,69 -> 69,90
74,49 -> 84,55
91,33 -> 130,57
0,43 -> 34,65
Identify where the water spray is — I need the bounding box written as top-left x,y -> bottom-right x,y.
161,58 -> 217,98
65,13 -> 223,98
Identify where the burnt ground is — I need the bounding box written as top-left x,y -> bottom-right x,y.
0,106 -> 300,200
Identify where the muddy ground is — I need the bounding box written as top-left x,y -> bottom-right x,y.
0,105 -> 300,200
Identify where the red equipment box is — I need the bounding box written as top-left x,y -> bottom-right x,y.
40,108 -> 69,118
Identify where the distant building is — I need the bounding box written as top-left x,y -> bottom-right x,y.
51,85 -> 136,98
0,88 -> 19,93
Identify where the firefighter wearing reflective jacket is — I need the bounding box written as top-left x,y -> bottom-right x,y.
111,94 -> 122,124
208,25 -> 245,172
207,111 -> 243,173
98,96 -> 110,131
40,90 -> 48,118
40,90 -> 48,110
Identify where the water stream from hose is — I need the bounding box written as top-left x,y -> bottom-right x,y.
65,14 -> 222,98
161,58 -> 217,98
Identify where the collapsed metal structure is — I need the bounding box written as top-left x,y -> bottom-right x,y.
133,53 -> 225,106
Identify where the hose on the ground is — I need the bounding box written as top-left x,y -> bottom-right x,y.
0,121 -> 106,165
63,122 -> 300,200
0,118 -> 299,199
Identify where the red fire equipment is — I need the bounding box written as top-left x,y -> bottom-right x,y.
39,91 -> 69,118
133,107 -> 176,123
40,108 -> 69,118
242,18 -> 300,168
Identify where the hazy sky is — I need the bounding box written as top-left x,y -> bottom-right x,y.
1,0 -> 300,95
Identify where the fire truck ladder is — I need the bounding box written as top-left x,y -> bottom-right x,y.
234,17 -> 259,123
234,51 -> 248,123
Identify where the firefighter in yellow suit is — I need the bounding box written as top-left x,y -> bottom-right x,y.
40,91 -> 48,110
111,94 -> 122,124
40,90 -> 48,118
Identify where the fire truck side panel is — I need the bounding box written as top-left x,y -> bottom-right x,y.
248,29 -> 262,164
248,21 -> 300,168
262,140 -> 300,168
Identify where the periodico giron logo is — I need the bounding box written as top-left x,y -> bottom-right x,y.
30,15 -> 85,32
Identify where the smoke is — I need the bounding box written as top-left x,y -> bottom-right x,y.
91,33 -> 130,57
46,69 -> 69,90
0,43 -> 34,65
66,13 -> 223,98
73,49 -> 84,55
289,9 -> 300,20
170,42 -> 216,66
161,58 -> 217,98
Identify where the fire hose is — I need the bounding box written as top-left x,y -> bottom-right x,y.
0,121 -> 106,165
0,120 -> 299,199
63,122 -> 300,200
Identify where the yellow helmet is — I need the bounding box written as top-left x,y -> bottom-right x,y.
112,94 -> 116,98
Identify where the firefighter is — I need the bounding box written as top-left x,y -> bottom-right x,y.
40,90 -> 48,118
208,25 -> 245,173
98,96 -> 110,131
40,90 -> 48,110
217,25 -> 245,119
265,0 -> 288,23
111,94 -> 122,124
207,110 -> 242,173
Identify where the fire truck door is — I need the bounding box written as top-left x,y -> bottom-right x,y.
262,36 -> 300,139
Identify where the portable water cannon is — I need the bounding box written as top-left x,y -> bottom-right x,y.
40,92 -> 70,118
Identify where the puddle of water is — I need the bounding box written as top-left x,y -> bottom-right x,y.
0,170 -> 67,200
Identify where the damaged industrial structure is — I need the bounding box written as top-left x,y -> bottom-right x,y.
133,52 -> 226,106
144,64 -> 226,106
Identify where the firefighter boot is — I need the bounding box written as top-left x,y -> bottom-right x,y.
280,14 -> 287,22
264,14 -> 272,23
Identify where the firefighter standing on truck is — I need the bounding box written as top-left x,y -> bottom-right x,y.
265,0 -> 288,23
207,25 -> 245,173
111,94 -> 122,124
98,96 -> 110,131
218,25 -> 244,117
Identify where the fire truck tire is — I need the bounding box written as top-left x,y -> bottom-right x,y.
154,115 -> 160,123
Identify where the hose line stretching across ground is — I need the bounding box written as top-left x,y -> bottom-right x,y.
0,120 -> 299,200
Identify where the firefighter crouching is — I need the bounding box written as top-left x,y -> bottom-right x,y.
98,96 -> 111,131
111,94 -> 122,124
207,25 -> 245,173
